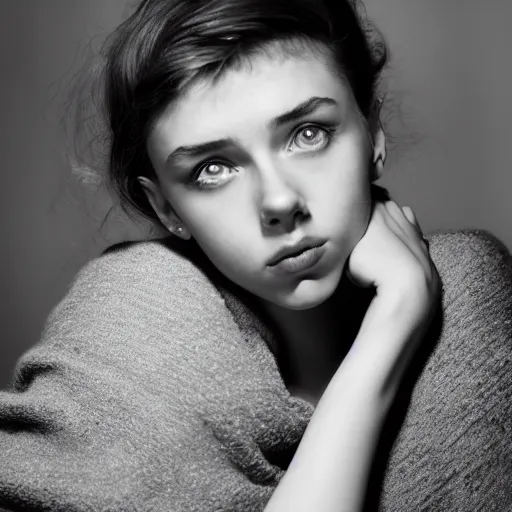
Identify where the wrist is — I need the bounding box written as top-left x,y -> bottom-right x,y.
347,294 -> 430,400
375,276 -> 433,332
336,341 -> 403,411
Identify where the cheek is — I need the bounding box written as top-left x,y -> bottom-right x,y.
183,204 -> 258,270
314,147 -> 372,230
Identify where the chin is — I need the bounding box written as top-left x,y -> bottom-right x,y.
282,297 -> 328,311
274,271 -> 341,310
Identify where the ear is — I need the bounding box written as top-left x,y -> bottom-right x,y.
137,177 -> 192,240
370,117 -> 387,182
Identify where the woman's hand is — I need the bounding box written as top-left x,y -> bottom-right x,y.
347,199 -> 440,329
345,200 -> 441,386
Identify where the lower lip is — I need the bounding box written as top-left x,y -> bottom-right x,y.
269,244 -> 326,275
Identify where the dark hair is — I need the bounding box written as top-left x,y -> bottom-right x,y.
101,0 -> 388,223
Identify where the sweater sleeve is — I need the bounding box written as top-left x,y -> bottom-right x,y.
0,240 -> 295,512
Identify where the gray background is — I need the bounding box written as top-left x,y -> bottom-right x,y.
1,0 -> 510,389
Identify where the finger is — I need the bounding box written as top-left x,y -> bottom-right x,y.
392,203 -> 424,243
401,206 -> 415,225
402,206 -> 430,251
385,201 -> 422,240
385,201 -> 431,266
402,206 -> 423,234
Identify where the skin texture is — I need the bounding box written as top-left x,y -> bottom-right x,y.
141,43 -> 385,315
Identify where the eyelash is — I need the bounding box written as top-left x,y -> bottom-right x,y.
191,160 -> 238,190
289,123 -> 337,152
190,123 -> 337,189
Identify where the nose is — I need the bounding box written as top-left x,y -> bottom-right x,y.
258,163 -> 310,233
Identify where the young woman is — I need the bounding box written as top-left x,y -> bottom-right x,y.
1,0 -> 511,511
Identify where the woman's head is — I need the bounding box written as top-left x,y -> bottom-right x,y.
102,0 -> 389,309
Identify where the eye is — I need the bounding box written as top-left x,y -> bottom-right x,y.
193,161 -> 237,189
290,125 -> 334,152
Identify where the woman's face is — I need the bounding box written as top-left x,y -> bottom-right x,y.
146,44 -> 379,310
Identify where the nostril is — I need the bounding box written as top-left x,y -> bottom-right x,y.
294,210 -> 307,222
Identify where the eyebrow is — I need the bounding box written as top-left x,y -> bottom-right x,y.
166,139 -> 232,166
165,96 -> 338,166
269,96 -> 338,129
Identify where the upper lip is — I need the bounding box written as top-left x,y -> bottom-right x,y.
267,236 -> 326,266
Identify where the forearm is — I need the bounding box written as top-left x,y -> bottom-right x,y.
265,296 -> 426,512
265,358 -> 386,512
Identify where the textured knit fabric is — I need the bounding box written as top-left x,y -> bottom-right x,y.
0,229 -> 510,512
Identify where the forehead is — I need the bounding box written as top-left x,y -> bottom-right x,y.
148,43 -> 354,156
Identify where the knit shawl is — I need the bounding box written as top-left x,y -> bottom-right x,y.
0,229 -> 511,511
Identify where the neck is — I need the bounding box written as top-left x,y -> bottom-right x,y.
257,275 -> 372,405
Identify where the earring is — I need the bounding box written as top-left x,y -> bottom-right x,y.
166,224 -> 183,235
